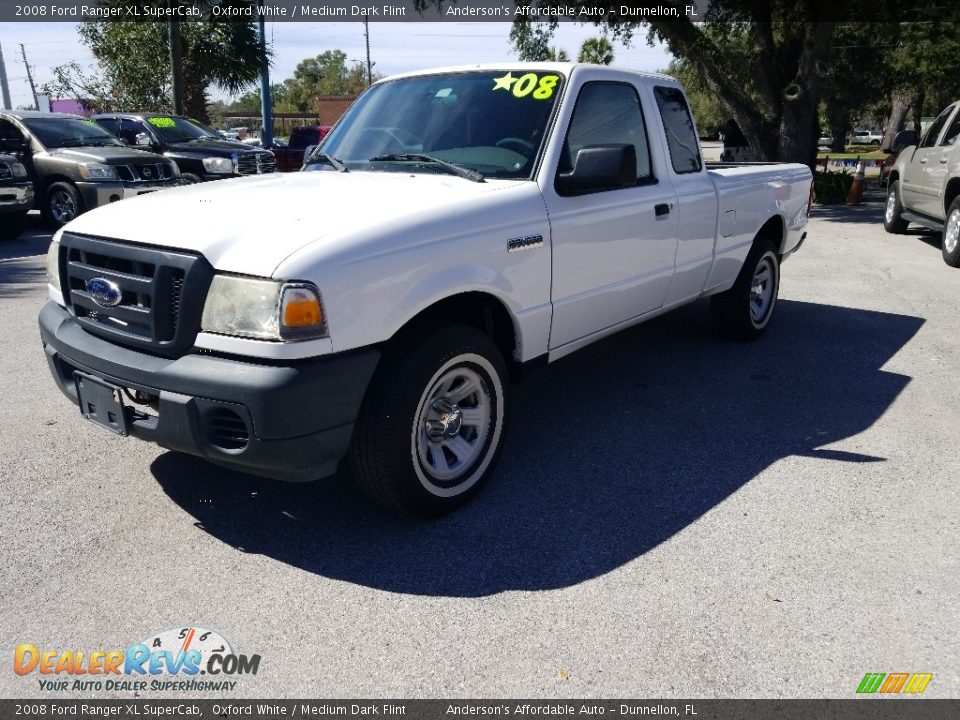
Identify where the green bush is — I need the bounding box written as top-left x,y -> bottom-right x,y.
814,171 -> 854,204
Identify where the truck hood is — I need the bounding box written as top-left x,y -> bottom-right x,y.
165,137 -> 270,156
62,170 -> 525,276
44,146 -> 162,165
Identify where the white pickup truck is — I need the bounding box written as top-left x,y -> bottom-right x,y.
40,64 -> 812,516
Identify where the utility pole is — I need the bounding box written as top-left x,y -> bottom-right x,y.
0,43 -> 12,110
20,44 -> 39,110
168,11 -> 185,114
364,15 -> 372,87
258,9 -> 273,146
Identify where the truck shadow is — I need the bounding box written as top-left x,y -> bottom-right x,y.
151,299 -> 923,597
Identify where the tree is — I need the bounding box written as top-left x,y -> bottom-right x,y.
43,1 -> 267,122
665,58 -> 728,138
578,36 -> 614,65
281,50 -> 377,111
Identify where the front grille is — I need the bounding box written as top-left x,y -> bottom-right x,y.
115,163 -> 177,184
58,233 -> 214,358
236,151 -> 276,175
0,164 -> 12,180
207,408 -> 250,450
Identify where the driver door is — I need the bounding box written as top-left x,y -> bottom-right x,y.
543,80 -> 679,350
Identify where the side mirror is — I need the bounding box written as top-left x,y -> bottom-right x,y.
555,144 -> 637,196
891,130 -> 918,153
303,144 -> 317,164
135,132 -> 152,148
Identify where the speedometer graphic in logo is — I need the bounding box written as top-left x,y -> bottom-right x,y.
140,626 -> 233,667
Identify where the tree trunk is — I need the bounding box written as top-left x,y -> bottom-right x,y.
882,91 -> 917,150
912,89 -> 925,134
827,103 -> 849,153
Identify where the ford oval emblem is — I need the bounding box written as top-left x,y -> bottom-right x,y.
86,278 -> 123,307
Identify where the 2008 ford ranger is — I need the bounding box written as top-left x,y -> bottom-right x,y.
39,64 -> 813,516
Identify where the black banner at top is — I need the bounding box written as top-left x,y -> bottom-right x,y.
1,0 -> 959,23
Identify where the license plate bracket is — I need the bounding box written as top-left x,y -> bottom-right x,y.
74,372 -> 129,436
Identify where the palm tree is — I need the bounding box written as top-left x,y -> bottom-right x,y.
578,37 -> 615,65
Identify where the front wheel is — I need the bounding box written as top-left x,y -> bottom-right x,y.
349,323 -> 509,516
884,181 -> 909,234
943,198 -> 960,267
45,182 -> 84,227
711,239 -> 780,341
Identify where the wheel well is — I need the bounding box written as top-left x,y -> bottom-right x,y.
756,215 -> 785,255
945,178 -> 960,215
888,170 -> 899,187
42,175 -> 73,193
395,292 -> 520,379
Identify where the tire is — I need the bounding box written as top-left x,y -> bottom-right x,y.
711,238 -> 780,341
0,211 -> 27,240
883,180 -> 909,234
349,323 -> 509,517
45,182 -> 84,227
179,173 -> 202,185
943,197 -> 960,268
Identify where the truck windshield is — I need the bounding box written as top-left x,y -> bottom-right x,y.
144,116 -> 219,143
22,117 -> 123,149
314,70 -> 565,180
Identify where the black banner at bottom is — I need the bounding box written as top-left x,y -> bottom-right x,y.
1,700 -> 959,720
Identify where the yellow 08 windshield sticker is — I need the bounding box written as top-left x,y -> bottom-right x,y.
147,117 -> 176,128
492,72 -> 559,100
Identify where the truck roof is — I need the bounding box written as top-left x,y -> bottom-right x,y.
1,110 -> 87,120
379,63 -> 676,85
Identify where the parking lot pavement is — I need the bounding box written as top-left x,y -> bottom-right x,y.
1,198 -> 958,699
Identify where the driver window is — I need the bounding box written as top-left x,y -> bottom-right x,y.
921,107 -> 952,148
0,119 -> 24,142
940,108 -> 960,147
120,119 -> 148,145
560,82 -> 652,182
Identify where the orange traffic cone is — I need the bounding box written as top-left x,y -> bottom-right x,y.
846,160 -> 865,205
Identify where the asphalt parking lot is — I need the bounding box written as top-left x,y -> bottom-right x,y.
1,191 -> 958,699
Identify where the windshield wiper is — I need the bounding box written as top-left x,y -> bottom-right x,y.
368,153 -> 484,183
305,153 -> 348,173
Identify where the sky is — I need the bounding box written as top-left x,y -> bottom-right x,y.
0,21 -> 672,110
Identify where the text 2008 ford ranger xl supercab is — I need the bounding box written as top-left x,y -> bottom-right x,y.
40,64 -> 812,516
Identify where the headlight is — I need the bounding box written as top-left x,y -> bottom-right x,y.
202,157 -> 235,174
11,162 -> 27,178
77,162 -> 118,180
46,237 -> 61,292
200,276 -> 327,341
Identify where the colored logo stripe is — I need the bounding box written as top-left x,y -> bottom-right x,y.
903,673 -> 933,694
857,673 -> 885,693
879,673 -> 910,693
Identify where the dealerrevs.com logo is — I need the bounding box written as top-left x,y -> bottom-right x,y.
13,626 -> 261,692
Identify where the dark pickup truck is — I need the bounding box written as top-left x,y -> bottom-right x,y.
272,125 -> 331,171
0,152 -> 34,239
93,113 -> 277,183
0,111 -> 180,227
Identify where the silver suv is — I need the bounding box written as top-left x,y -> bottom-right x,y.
884,101 -> 960,267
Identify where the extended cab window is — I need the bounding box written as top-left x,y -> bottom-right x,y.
921,106 -> 952,148
560,81 -> 653,182
654,86 -> 703,174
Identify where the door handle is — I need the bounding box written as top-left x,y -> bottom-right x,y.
940,157 -> 948,164
919,158 -> 927,164
655,203 -> 671,217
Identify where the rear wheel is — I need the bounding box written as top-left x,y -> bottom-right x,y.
349,323 -> 508,517
45,182 -> 84,227
943,198 -> 960,267
711,238 -> 780,341
0,211 -> 27,240
884,180 -> 909,234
